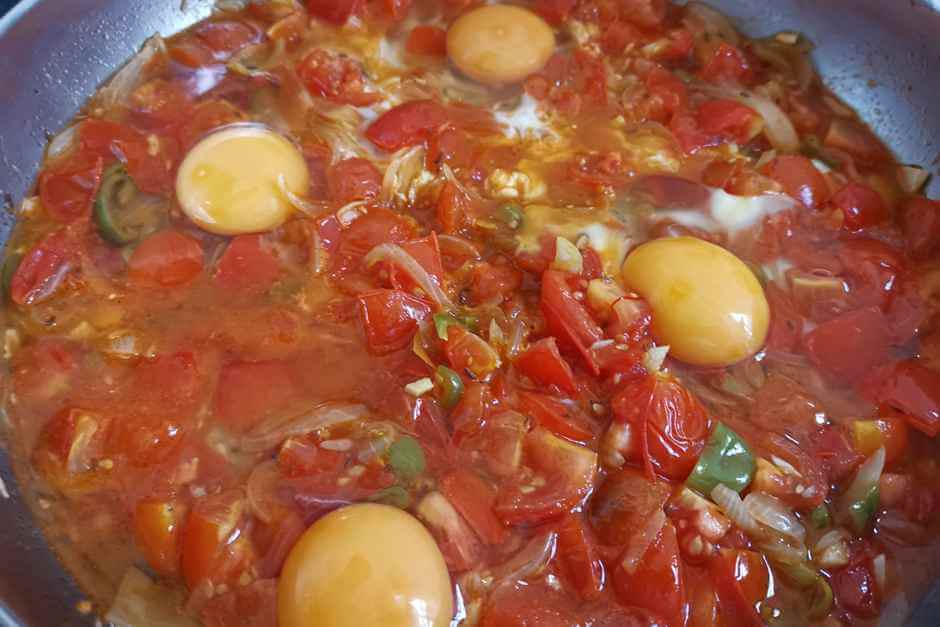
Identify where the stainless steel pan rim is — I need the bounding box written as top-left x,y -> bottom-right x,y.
1,0 -> 940,625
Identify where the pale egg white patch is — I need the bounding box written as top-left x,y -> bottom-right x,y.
654,188 -> 795,236
495,94 -> 557,140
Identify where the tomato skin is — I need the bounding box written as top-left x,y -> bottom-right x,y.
803,307 -> 891,384
613,521 -> 686,627
557,513 -> 605,601
129,79 -> 194,131
645,67 -> 689,120
331,207 -> 415,277
10,229 -> 78,306
404,25 -> 447,56
534,0 -> 577,25
710,549 -> 769,627
764,155 -> 830,209
39,152 -> 103,223
439,469 -> 507,545
357,289 -> 431,355
306,0 -> 361,24
128,231 -> 205,287
901,196 -> 940,260
181,490 -> 251,589
194,20 -> 260,58
515,338 -> 578,395
134,500 -> 185,577
611,374 -> 712,481
214,235 -> 282,293
365,100 -> 449,152
446,325 -> 501,379
831,558 -> 880,619
863,360 -> 940,437
831,182 -> 887,231
516,390 -> 594,441
541,270 -> 604,374
80,118 -> 176,193
436,180 -> 474,234
697,99 -> 761,144
327,158 -> 382,203
296,48 -> 380,106
468,260 -> 522,305
838,237 -> 904,311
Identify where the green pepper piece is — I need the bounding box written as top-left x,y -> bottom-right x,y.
434,313 -> 459,341
687,422 -> 755,495
435,365 -> 464,409
809,504 -> 832,530
499,204 -> 523,229
368,485 -> 412,509
2,253 -> 22,299
454,312 -> 479,333
847,485 -> 879,534
95,164 -> 164,246
387,436 -> 426,480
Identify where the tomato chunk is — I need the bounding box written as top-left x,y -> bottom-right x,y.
10,229 -> 78,306
134,500 -> 185,577
830,182 -> 887,231
697,99 -> 761,145
181,490 -> 251,589
365,100 -> 449,152
516,390 -> 594,441
128,230 -> 205,287
306,0 -> 361,25
327,157 -> 382,203
803,307 -> 891,384
613,520 -> 686,627
557,513 -> 605,601
357,289 -> 431,355
39,152 -> 103,223
405,26 -> 447,56
515,338 -> 578,394
711,549 -> 769,626
214,234 -> 282,293
439,469 -> 507,545
863,360 -> 940,437
764,155 -> 830,209
540,270 -> 604,374
214,360 -> 299,433
296,48 -> 380,106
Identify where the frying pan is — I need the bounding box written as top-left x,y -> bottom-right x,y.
1,0 -> 940,625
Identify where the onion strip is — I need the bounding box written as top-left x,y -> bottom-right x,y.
699,84 -> 800,153
365,243 -> 455,310
240,402 -> 369,452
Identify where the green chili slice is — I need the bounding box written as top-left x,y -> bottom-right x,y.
687,422 -> 755,495
807,575 -> 834,619
434,313 -> 459,340
809,504 -> 832,530
368,485 -> 412,509
95,164 -> 165,246
499,203 -> 523,229
435,365 -> 464,409
847,485 -> 879,534
387,436 -> 426,480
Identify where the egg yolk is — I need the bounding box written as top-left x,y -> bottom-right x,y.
176,125 -> 309,235
621,236 -> 770,367
278,503 -> 454,627
447,5 -> 555,85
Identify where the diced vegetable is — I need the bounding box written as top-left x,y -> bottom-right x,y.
841,447 -> 885,534
435,365 -> 464,409
551,237 -> 583,274
387,435 -> 426,480
95,164 -> 165,245
810,504 -> 832,530
368,485 -> 412,509
687,422 -> 755,495
404,377 -> 434,396
499,203 -> 524,229
415,491 -> 482,571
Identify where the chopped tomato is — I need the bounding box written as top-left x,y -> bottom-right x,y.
331,207 -> 415,276
701,42 -> 754,85
38,151 -> 103,223
327,157 -> 382,203
446,325 -> 501,379
534,0 -> 577,24
214,235 -> 282,293
177,99 -> 245,149
591,467 -> 671,546
306,0 -> 361,24
524,50 -> 607,116
764,155 -> 830,209
645,67 -> 689,120
468,259 -> 522,305
80,119 -> 175,194
134,500 -> 185,576
388,234 -> 446,293
428,126 -> 472,172
837,237 -> 904,311
494,427 -> 597,525
194,20 -> 260,58
764,283 -> 803,352
382,0 -> 413,20
611,373 -> 712,481
10,229 -> 78,306
128,79 -> 194,131
277,437 -> 347,477
32,407 -> 107,480
557,513 -> 605,601
109,413 -> 185,467
450,381 -> 490,444
461,410 -> 526,478
516,390 -> 594,441
10,338 -> 78,404
613,521 -> 686,627
670,112 -> 719,154
811,425 -> 863,483
358,289 -> 431,355
214,360 -> 299,432
365,100 -> 449,152
863,360 -> 940,437
405,26 -> 447,57
620,0 -> 667,29
439,469 -> 507,545
831,557 -> 880,619
541,270 -> 604,374
803,307 -> 892,384
697,99 -> 762,144
436,180 -> 474,234
830,182 -> 887,231
515,338 -> 578,395
128,230 -> 205,287
181,490 -> 251,589
711,549 -> 769,626
296,48 -> 380,106
901,196 -> 940,260
168,40 -> 215,68
825,118 -> 888,165
481,580 -> 578,627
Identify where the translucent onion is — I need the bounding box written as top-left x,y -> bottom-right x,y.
872,553 -> 886,592
381,145 -> 428,206
97,35 -> 167,110
240,402 -> 369,452
277,174 -> 327,217
711,483 -> 760,535
47,125 -> 78,161
897,165 -> 929,194
106,568 -> 198,627
842,447 -> 886,511
744,492 -> 806,545
685,2 -> 740,45
699,84 -> 799,153
245,460 -> 285,524
437,234 -> 482,261
486,531 -> 558,586
365,243 -> 455,310
622,509 -> 666,574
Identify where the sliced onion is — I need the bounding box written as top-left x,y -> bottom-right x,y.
240,402 -> 369,452
897,164 -> 930,194
106,568 -> 199,627
277,174 -> 328,217
685,2 -> 740,45
712,483 -> 760,535
65,413 -> 100,475
622,509 -> 666,574
842,447 -> 886,509
642,345 -> 670,374
97,35 -> 167,110
744,492 -> 806,545
381,145 -> 428,206
486,531 -> 557,586
438,234 -> 482,261
812,529 -> 850,569
365,243 -> 455,310
47,125 -> 78,161
699,84 -> 799,153
246,460 -> 287,524
872,553 -> 886,592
